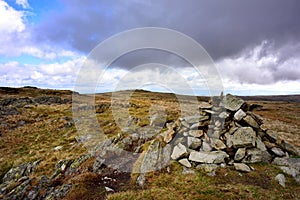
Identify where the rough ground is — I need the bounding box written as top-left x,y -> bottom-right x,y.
0,87 -> 299,199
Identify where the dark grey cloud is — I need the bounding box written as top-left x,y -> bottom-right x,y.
35,0 -> 300,60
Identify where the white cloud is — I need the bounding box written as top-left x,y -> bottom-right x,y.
0,0 -> 26,33
215,41 -> 300,95
15,0 -> 30,9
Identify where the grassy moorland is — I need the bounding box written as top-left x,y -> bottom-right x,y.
0,87 -> 299,199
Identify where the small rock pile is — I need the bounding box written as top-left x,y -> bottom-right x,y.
159,94 -> 300,175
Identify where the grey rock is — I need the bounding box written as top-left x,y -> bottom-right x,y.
279,140 -> 300,156
189,151 -> 229,164
232,127 -> 256,148
234,163 -> 251,172
243,115 -> 260,129
265,130 -> 278,143
3,161 -> 40,183
182,115 -> 209,124
178,158 -> 192,168
256,136 -> 267,151
187,137 -> 202,150
243,148 -> 272,163
201,140 -> 213,152
275,174 -> 286,187
211,139 -> 226,150
188,130 -> 204,138
222,94 -> 245,111
219,111 -> 230,119
280,166 -> 299,177
190,121 -> 209,130
234,109 -> 246,121
136,173 -> 146,188
171,143 -> 188,160
234,148 -> 246,162
271,147 -> 285,157
140,140 -> 171,173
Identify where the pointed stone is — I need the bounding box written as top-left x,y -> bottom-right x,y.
234,163 -> 251,172
178,158 -> 192,168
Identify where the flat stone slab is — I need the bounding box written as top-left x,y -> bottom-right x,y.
189,151 -> 229,164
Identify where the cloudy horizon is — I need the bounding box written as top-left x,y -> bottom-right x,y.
0,0 -> 299,96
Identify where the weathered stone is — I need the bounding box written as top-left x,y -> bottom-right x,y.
181,120 -> 190,128
3,161 -> 40,183
271,147 -> 285,157
222,94 -> 245,111
234,163 -> 251,172
243,148 -> 272,163
171,143 -> 188,160
140,140 -> 171,173
190,121 -> 210,130
182,115 -> 209,124
256,136 -> 267,151
234,109 -> 246,121
136,173 -> 146,188
275,174 -> 286,187
178,158 -> 192,168
266,130 -> 278,143
279,140 -> 300,156
162,129 -> 176,143
187,137 -> 202,150
264,140 -> 276,149
189,151 -> 229,164
201,140 -> 213,152
243,115 -> 260,129
188,130 -> 204,138
234,148 -> 246,162
232,127 -> 256,148
198,102 -> 213,109
207,129 -> 221,139
219,111 -> 229,119
280,166 -> 299,178
211,139 -> 227,150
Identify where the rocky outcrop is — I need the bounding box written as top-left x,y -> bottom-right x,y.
0,155 -> 90,200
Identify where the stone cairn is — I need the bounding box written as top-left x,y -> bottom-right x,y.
141,94 -> 300,179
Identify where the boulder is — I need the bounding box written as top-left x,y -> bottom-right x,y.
231,127 -> 256,148
243,148 -> 272,163
189,151 -> 229,164
275,174 -> 286,187
271,147 -> 285,157
187,137 -> 202,150
234,109 -> 246,121
222,94 -> 245,111
234,148 -> 246,162
243,115 -> 260,129
171,143 -> 188,160
234,163 -> 251,172
179,158 -> 192,168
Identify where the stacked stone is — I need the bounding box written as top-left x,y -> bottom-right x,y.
163,94 -> 300,172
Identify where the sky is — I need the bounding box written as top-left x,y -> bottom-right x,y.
0,0 -> 299,95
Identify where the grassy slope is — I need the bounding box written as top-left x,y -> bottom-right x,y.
0,88 -> 299,199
